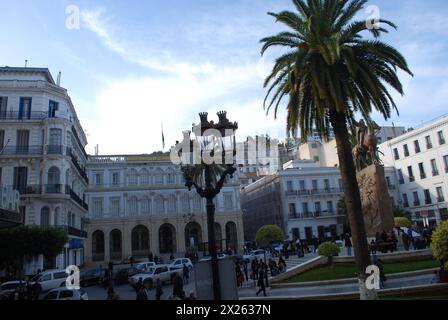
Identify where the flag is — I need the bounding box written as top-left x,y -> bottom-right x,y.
161,123 -> 165,150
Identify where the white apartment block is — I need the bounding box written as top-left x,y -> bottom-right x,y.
0,67 -> 89,273
378,115 -> 448,226
85,154 -> 244,266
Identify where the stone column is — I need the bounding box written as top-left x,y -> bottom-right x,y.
123,222 -> 132,260
104,229 -> 110,264
177,219 -> 185,255
151,222 -> 159,255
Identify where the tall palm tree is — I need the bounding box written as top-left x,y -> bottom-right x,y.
261,0 -> 412,299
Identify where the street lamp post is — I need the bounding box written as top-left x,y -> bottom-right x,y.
175,111 -> 238,301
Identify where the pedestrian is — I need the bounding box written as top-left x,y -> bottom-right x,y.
255,268 -> 267,297
136,286 -> 148,300
312,235 -> 318,253
130,256 -> 134,267
148,252 -> 154,262
345,233 -> 352,256
182,264 -> 190,284
108,261 -> 113,271
31,279 -> 42,301
243,260 -> 248,281
154,255 -> 159,265
235,264 -> 242,287
155,279 -> 163,300
430,270 -> 440,284
172,273 -> 184,298
407,228 -> 415,250
170,252 -> 175,261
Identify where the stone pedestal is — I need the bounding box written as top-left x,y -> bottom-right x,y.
356,164 -> 395,237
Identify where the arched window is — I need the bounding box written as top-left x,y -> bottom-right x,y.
159,224 -> 176,254
132,225 -> 150,257
154,196 -> 165,214
141,197 -> 152,215
127,196 -> 138,216
167,195 -> 177,213
225,221 -> 238,251
47,167 -> 61,193
140,169 -> 150,185
110,229 -> 122,261
92,230 -> 105,262
154,169 -> 164,184
40,207 -> 50,227
127,169 -> 138,186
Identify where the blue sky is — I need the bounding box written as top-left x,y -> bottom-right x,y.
1,0 -> 447,154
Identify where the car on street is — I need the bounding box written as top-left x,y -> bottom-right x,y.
168,258 -> 193,270
129,264 -> 182,288
80,269 -> 106,287
135,261 -> 157,273
199,254 -> 227,262
0,281 -> 25,300
42,288 -> 88,300
29,269 -> 68,291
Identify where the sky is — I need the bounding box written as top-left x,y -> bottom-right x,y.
0,0 -> 447,155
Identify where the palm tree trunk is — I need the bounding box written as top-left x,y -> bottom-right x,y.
329,109 -> 376,300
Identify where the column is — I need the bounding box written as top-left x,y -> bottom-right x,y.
177,220 -> 185,255
151,223 -> 159,255
123,223 -> 132,260
104,230 -> 110,263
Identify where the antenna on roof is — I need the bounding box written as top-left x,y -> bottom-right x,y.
95,144 -> 99,156
57,71 -> 61,86
24,60 -> 28,68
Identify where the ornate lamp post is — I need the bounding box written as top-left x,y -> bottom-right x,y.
175,111 -> 238,300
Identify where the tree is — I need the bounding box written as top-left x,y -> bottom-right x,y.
394,217 -> 412,229
255,225 -> 284,248
260,0 -> 412,299
393,207 -> 412,220
337,197 -> 351,233
431,221 -> 448,270
318,241 -> 341,266
0,226 -> 68,276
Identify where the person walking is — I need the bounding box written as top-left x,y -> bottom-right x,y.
182,264 -> 190,284
172,273 -> 183,299
148,252 -> 154,262
136,286 -> 148,300
345,233 -> 353,256
243,260 -> 249,281
312,235 -> 318,254
155,279 -> 163,300
31,280 -> 42,301
154,255 -> 159,265
255,268 -> 267,297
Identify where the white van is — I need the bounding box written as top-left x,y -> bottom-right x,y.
30,269 -> 68,292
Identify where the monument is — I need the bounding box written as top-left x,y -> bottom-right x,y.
353,120 -> 395,237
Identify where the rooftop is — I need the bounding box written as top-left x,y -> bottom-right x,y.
0,66 -> 55,84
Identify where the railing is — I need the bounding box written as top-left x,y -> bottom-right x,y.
438,197 -> 445,203
71,126 -> 88,159
67,148 -> 89,184
19,185 -> 43,195
69,188 -> 88,210
56,225 -> 87,238
440,138 -> 446,145
399,179 -> 405,185
413,200 -> 421,206
0,208 -> 23,224
286,190 -> 297,196
45,184 -> 64,194
425,199 -> 432,205
409,176 -> 415,182
311,188 -> 343,195
0,111 -> 48,121
433,170 -> 439,176
427,143 -> 433,149
403,202 -> 410,208
46,145 -> 63,155
0,146 -> 43,156
420,173 -> 426,179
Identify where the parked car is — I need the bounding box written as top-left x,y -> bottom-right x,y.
29,269 -> 68,292
42,288 -> 88,300
106,266 -> 140,286
135,261 -> 157,273
199,254 -> 227,262
80,269 -> 106,287
0,281 -> 25,300
129,264 -> 181,288
169,258 -> 193,271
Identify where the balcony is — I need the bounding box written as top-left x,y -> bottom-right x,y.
311,188 -> 343,195
440,138 -> 446,145
438,197 -> 445,203
0,111 -> 48,121
68,188 -> 88,210
427,143 -> 433,149
46,145 -> 63,155
0,146 -> 43,156
413,200 -> 421,207
18,185 -> 42,195
286,190 -> 297,196
298,190 -> 311,196
387,184 -> 396,190
425,199 -> 432,205
409,176 -> 415,182
420,173 -> 426,179
56,225 -> 87,238
399,178 -> 404,185
403,202 -> 410,208
67,148 -> 89,184
433,170 -> 439,176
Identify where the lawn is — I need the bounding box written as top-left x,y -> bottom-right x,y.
285,259 -> 439,284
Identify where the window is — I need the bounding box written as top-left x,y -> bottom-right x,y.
127,170 -> 138,186
167,171 -> 175,184
442,155 -> 448,174
338,179 -> 344,190
403,144 -> 409,157
414,140 -> 421,153
13,167 -> 28,193
438,131 -> 446,145
19,97 -> 32,119
154,169 -> 163,184
312,180 -> 318,191
112,172 -> 120,185
128,197 -> 138,216
167,195 -> 177,213
299,180 -> 306,191
393,148 -> 400,160
314,202 -> 321,214
418,163 -> 426,179
313,156 -> 320,162
407,166 -> 414,182
398,169 -> 404,184
48,128 -> 62,154
0,130 -> 4,149
302,202 -> 309,214
413,192 -> 420,206
286,181 -> 293,191
424,189 -> 432,205
140,170 -> 150,185
48,100 -> 58,118
425,136 -> 432,149
224,194 -> 233,210
193,195 -> 202,213
40,207 -> 50,227
94,173 -> 103,186
141,197 -> 152,215
110,198 -> 120,216
92,198 -> 103,218
155,196 -> 165,214
327,201 -> 334,213
436,187 -> 445,202
59,290 -> 73,299
289,203 -> 296,217
324,179 -> 330,190
0,97 -> 7,119
431,159 -> 439,176
402,194 -> 409,207
16,130 -> 29,154
54,272 -> 67,279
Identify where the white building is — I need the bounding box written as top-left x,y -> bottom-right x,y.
378,115 -> 448,226
84,153 -> 244,266
0,67 -> 89,273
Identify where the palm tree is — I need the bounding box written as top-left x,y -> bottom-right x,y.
261,0 -> 412,299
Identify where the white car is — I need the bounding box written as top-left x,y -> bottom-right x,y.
30,269 -> 68,291
199,254 -> 227,262
169,258 -> 193,271
135,261 -> 157,273
249,250 -> 269,261
42,288 -> 88,300
129,265 -> 181,288
0,281 -> 25,300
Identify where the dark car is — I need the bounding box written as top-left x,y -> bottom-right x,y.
100,267 -> 140,287
80,269 -> 106,287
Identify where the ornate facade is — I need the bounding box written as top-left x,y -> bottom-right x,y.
84,154 -> 244,266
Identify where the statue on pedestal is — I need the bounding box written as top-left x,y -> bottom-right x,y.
352,119 -> 381,171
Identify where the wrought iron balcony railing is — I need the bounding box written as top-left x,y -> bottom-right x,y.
0,146 -> 43,156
